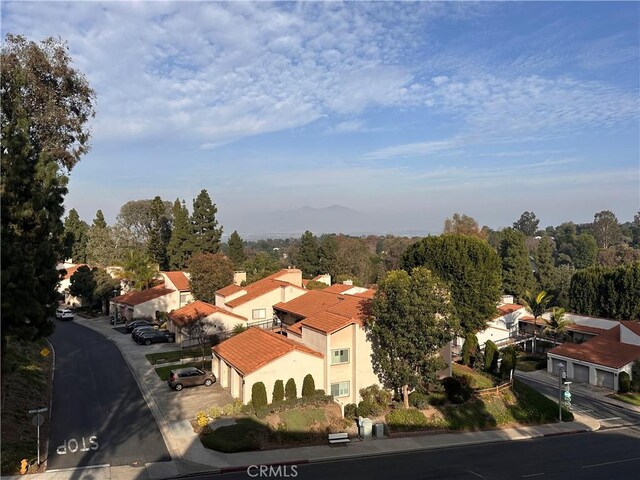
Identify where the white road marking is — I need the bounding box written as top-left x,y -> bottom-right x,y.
522,474 -> 545,478
597,417 -> 622,421
467,471 -> 486,479
582,457 -> 640,468
46,463 -> 110,473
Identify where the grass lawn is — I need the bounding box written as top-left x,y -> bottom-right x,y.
155,361 -> 211,381
452,363 -> 496,389
610,392 -> 640,407
386,378 -> 573,433
1,338 -> 53,475
201,418 -> 269,453
279,407 -> 326,431
516,355 -> 546,372
145,348 -> 209,365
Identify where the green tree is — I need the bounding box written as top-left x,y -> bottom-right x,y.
63,208 -> 89,263
191,189 -> 222,255
285,378 -> 297,401
93,268 -> 120,314
461,333 -> 479,368
534,236 -> 557,292
543,307 -> 569,343
499,228 -> 536,299
592,210 -> 620,249
244,251 -> 281,283
573,233 -> 598,269
272,380 -> 285,404
443,213 -> 487,240
188,253 -> 234,303
295,230 -> 320,278
251,382 -> 268,409
69,265 -> 96,303
513,211 -> 540,236
402,234 -> 502,335
484,340 -> 499,373
521,290 -> 552,353
302,374 -> 316,398
318,235 -> 339,277
116,198 -> 170,247
499,346 -> 518,379
117,250 -> 159,291
1,34 -> 95,364
368,267 -> 459,408
93,209 -> 107,229
227,230 -> 246,269
147,195 -> 171,270
167,199 -> 193,270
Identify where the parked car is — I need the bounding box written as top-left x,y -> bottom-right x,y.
55,308 -> 74,320
125,319 -> 158,332
137,329 -> 175,345
167,367 -> 216,391
131,325 -> 158,341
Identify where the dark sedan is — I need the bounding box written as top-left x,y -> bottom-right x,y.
125,319 -> 159,332
136,329 -> 175,345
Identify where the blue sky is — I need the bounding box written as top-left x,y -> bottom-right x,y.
2,1 -> 639,234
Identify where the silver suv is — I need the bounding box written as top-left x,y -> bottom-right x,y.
167,367 -> 216,391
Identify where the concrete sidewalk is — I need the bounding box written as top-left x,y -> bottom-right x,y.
31,316 -> 601,480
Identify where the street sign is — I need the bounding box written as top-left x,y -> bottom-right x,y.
31,414 -> 44,427
28,408 -> 47,414
563,391 -> 572,401
40,347 -> 50,357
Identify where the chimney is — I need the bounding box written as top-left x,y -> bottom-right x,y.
342,279 -> 353,286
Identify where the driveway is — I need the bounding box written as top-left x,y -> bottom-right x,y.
74,315 -> 234,423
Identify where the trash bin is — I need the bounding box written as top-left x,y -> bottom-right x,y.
373,423 -> 384,439
359,417 -> 373,440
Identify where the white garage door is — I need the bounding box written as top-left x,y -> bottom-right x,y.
595,369 -> 614,389
551,358 -> 565,376
573,364 -> 589,383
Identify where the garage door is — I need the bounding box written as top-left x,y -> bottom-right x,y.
595,369 -> 614,389
573,364 -> 589,383
551,358 -> 565,376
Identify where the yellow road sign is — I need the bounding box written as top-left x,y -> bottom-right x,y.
40,347 -> 50,357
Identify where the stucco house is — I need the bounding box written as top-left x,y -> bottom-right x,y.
214,269 -> 307,326
110,284 -> 177,321
57,263 -> 87,306
211,327 -> 324,404
547,319 -> 640,391
160,271 -> 193,308
167,300 -> 248,344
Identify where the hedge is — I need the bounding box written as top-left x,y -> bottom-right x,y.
251,382 -> 268,409
302,374 -> 315,398
285,378 -> 297,400
272,380 -> 284,404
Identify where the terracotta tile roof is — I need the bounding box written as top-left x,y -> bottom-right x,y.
549,325 -> 640,369
353,289 -> 375,299
168,301 -> 246,327
322,284 -> 353,294
274,290 -> 344,318
114,284 -> 175,306
225,278 -> 301,307
162,271 -> 190,291
212,328 -> 323,375
301,311 -> 359,334
497,304 -> 524,315
216,284 -> 244,296
622,321 -> 640,336
566,323 -> 608,336
286,322 -> 303,336
265,268 -> 301,280
326,295 -> 370,320
61,264 -> 87,280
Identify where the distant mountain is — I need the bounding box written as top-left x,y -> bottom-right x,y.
232,205 -> 376,237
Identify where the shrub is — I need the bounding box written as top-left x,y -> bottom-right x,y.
241,402 -> 255,416
251,382 -> 268,409
359,384 -> 392,409
461,333 -> 479,367
385,408 -> 429,431
357,400 -> 379,417
631,359 -> 640,392
272,380 -> 285,404
285,378 -> 297,400
208,406 -> 222,419
222,403 -> 234,416
408,391 -> 430,409
619,371 -> 631,393
484,340 -> 499,373
344,403 -> 358,419
427,392 -> 448,406
500,346 -> 519,379
196,411 -> 209,428
232,400 -> 243,415
302,374 -> 315,398
441,376 -> 472,404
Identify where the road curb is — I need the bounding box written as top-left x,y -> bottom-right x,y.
220,460 -> 308,474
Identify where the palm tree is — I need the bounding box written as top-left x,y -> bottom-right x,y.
521,290 -> 553,354
117,250 -> 160,291
543,307 -> 569,345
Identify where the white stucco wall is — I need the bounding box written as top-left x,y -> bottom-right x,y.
620,325 -> 640,346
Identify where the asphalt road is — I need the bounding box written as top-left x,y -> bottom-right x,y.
515,374 -> 640,429
46,318 -> 171,471
205,427 -> 640,480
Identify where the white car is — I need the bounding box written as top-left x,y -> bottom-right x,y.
55,308 -> 74,320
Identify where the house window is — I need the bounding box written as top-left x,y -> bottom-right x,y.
330,381 -> 350,398
252,308 -> 267,320
180,292 -> 190,305
331,348 -> 350,365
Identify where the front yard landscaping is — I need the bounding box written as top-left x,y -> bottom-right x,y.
515,355 -> 547,372
146,348 -> 209,366
609,392 -> 640,407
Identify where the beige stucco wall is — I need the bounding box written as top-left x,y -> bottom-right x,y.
243,350 -> 324,404
132,292 -> 181,319
231,286 -> 307,324
274,270 -> 303,287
